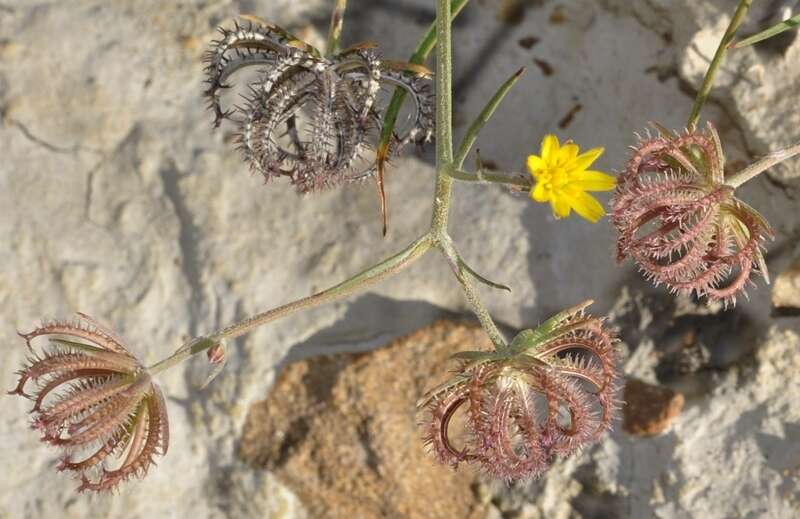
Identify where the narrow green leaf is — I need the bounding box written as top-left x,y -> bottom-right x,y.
732,14 -> 800,49
454,67 -> 526,168
325,0 -> 349,56
459,258 -> 512,292
508,300 -> 594,354
450,350 -> 493,360
509,329 -> 537,350
376,0 -> 470,168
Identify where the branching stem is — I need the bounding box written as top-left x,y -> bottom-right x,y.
149,235 -> 432,374
149,0 -> 515,377
438,236 -> 507,348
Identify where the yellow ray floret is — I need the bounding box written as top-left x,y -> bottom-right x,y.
527,134 -> 616,223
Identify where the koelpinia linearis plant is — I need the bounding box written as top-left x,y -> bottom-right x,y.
10,0 -> 800,492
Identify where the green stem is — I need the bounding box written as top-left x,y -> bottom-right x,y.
458,276 -> 506,348
148,0 -> 512,376
213,235 -> 430,340
430,0 -> 455,234
413,0 -> 470,62
430,0 -> 507,349
725,142 -> 800,188
447,166 -> 531,188
148,235 -> 432,374
686,0 -> 752,130
377,0 -> 469,163
325,0 -> 348,56
439,237 -> 507,348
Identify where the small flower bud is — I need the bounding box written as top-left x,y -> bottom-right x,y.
206,342 -> 226,364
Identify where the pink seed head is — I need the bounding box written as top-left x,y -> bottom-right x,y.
9,314 -> 169,493
418,301 -> 620,481
611,122 -> 773,306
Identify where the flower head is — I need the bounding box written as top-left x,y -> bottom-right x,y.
419,301 -> 620,481
527,135 -> 616,222
9,314 -> 169,493
611,122 -> 773,305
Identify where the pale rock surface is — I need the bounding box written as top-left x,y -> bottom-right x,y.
1,0 -> 799,518
679,0 -> 800,182
773,258 -> 800,309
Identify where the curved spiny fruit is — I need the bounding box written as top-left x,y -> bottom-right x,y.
611,122 -> 773,305
203,17 -> 434,195
9,315 -> 169,493
419,301 -> 620,481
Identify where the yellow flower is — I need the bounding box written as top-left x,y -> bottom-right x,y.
527,135 -> 616,223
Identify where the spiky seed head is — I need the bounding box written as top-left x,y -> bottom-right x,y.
9,314 -> 169,493
611,122 -> 773,306
418,301 -> 620,481
203,17 -> 434,194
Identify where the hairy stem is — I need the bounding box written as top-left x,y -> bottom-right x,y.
431,0 -> 454,234
457,274 -> 507,348
377,0 -> 470,162
725,142 -> 800,188
326,0 -> 348,56
439,238 -> 507,348
148,235 -> 432,374
430,0 -> 508,349
213,235 -> 430,340
686,0 -> 752,130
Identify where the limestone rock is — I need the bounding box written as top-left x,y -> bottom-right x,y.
2,0 -> 800,518
773,259 -> 800,309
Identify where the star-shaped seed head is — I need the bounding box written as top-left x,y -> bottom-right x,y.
9,314 -> 169,493
418,301 -> 620,481
611,122 -> 773,305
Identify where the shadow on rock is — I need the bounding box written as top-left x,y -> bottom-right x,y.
238,318 -> 493,519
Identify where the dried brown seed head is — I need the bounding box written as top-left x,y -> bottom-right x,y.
203,18 -> 434,193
